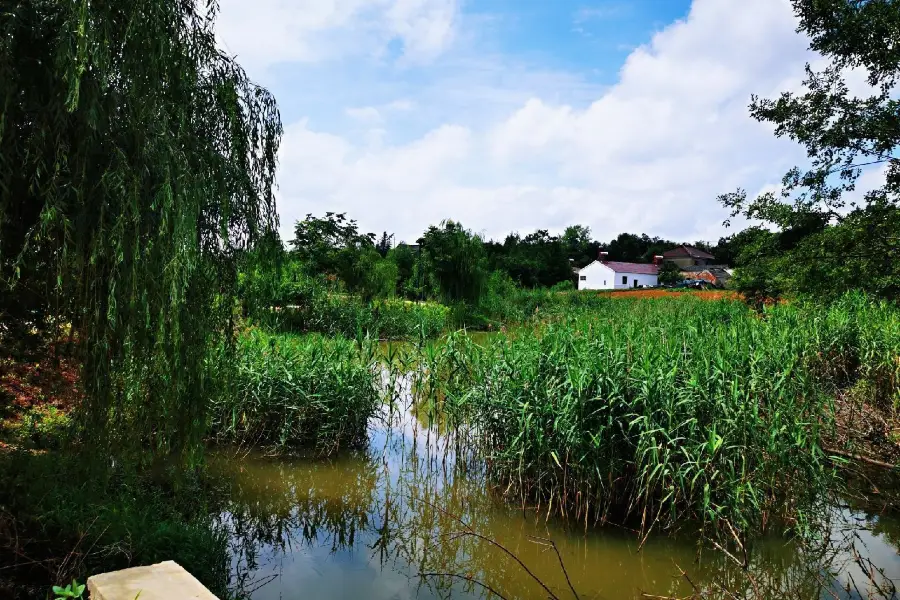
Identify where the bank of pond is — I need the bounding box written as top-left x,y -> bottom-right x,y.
1,293 -> 898,599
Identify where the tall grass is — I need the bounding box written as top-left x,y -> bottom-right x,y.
279,296 -> 449,340
247,273 -> 449,340
475,286 -> 662,327
415,293 -> 900,537
799,293 -> 900,407
209,330 -> 380,453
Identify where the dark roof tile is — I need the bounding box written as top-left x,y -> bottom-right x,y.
601,261 -> 659,275
663,245 -> 715,260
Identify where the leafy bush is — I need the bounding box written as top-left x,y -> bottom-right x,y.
18,406 -> 72,450
277,295 -> 449,340
0,452 -> 233,598
244,266 -> 449,340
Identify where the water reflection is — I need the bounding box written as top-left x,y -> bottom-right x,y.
210,388 -> 900,599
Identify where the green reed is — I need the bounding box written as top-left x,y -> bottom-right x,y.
209,330 -> 380,453
273,291 -> 450,340
416,293 -> 899,537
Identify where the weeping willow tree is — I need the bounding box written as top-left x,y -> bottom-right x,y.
0,0 -> 282,459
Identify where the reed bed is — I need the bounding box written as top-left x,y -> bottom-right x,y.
270,287 -> 450,340
414,293 -> 899,536
209,330 -> 380,453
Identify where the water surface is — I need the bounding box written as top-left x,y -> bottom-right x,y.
211,384 -> 900,599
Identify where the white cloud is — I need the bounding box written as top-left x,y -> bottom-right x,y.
216,0 -> 458,72
276,122 -> 473,239
345,100 -> 417,124
268,0 -> 846,245
384,0 -> 458,64
346,106 -> 384,123
386,99 -> 415,111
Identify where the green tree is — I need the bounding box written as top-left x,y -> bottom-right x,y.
0,0 -> 281,457
387,243 -> 416,297
238,230 -> 288,319
376,232 -> 393,257
354,249 -> 397,301
658,261 -> 682,286
561,225 -> 594,267
290,213 -> 375,276
708,228 -> 767,267
485,230 -> 572,288
604,233 -> 677,263
726,228 -> 785,306
421,220 -> 488,305
371,258 -> 399,300
720,0 -> 899,301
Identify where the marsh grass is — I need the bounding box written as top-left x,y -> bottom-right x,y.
406,293 -> 900,538
267,285 -> 450,340
209,330 -> 380,454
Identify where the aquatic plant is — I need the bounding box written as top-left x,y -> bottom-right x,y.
250,270 -> 450,340
421,294 -> 899,536
210,331 -> 380,453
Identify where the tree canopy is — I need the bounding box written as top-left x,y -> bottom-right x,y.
720,0 -> 899,301
421,221 -> 488,304
0,0 -> 282,457
485,230 -> 572,288
289,212 -> 381,293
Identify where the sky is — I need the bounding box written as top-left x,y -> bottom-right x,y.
214,0 -> 884,245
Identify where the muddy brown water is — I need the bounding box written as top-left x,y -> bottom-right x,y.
210,370 -> 900,599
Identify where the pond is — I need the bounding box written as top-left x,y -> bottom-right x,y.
210,380 -> 900,600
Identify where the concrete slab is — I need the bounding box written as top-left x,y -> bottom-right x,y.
87,560 -> 219,600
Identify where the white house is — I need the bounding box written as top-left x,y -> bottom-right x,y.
577,254 -> 660,290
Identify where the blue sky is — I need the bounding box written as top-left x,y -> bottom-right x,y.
472,0 -> 690,74
215,0 -> 885,244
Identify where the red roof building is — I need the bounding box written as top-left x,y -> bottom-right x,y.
576,253 -> 661,290
600,261 -> 659,275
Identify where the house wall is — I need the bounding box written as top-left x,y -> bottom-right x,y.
613,271 -> 658,289
667,257 -> 711,268
577,262 -> 657,290
577,261 -> 614,290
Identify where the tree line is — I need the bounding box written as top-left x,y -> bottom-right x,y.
271,212 -> 754,303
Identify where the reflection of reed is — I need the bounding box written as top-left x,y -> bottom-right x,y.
210,450 -> 379,595
638,500 -> 900,600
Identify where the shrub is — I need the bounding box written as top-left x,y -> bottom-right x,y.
17,406 -> 72,450
0,452 -> 233,598
276,296 -> 449,340
246,268 -> 450,340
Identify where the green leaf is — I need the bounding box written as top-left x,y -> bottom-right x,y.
550,451 -> 561,468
